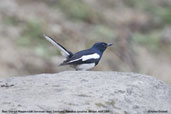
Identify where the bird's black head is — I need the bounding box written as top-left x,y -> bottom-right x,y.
92,42 -> 112,53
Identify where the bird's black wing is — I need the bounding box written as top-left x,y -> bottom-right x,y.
43,34 -> 73,58
60,49 -> 101,65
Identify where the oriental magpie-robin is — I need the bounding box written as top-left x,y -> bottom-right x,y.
43,34 -> 112,71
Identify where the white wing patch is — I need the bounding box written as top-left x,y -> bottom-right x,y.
43,34 -> 70,57
68,53 -> 100,63
82,53 -> 100,61
68,58 -> 82,63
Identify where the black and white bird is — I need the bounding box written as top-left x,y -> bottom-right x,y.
43,34 -> 112,71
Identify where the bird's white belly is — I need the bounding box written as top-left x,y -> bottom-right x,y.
76,63 -> 95,71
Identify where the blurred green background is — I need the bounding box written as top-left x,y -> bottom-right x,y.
0,0 -> 171,84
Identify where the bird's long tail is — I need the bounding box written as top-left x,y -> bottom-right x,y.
43,34 -> 73,58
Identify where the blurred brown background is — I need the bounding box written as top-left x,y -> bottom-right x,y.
0,0 -> 171,84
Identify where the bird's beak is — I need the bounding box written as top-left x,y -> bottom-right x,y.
107,43 -> 113,47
